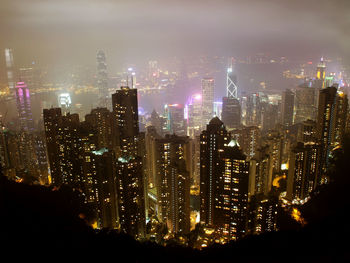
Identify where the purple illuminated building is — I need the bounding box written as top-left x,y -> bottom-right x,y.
15,81 -> 34,133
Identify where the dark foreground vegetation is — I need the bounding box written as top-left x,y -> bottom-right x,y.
1,138 -> 350,262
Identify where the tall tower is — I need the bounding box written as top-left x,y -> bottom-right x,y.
316,86 -> 337,184
221,96 -> 241,129
226,58 -> 238,99
316,57 -> 326,90
4,48 -> 15,91
281,89 -> 295,126
200,117 -> 230,226
112,86 -> 139,156
96,50 -> 109,107
15,81 -> 34,133
201,78 -> 215,126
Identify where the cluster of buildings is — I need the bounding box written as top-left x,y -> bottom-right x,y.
1,49 -> 349,246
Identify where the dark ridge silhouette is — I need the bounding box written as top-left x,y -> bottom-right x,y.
1,137 -> 350,262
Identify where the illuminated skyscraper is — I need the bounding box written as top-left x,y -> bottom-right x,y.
294,82 -> 317,124
15,81 -> 34,133
315,57 -> 326,90
200,117 -> 230,226
165,104 -> 186,136
154,134 -> 191,234
96,50 -> 109,107
4,48 -> 15,91
58,93 -> 72,115
112,86 -> 139,156
226,58 -> 238,99
287,142 -> 321,202
187,94 -> 202,137
116,156 -> 145,238
316,86 -> 337,182
201,78 -> 215,126
221,97 -> 241,129
281,89 -> 294,126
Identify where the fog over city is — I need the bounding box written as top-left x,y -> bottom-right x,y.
1,0 -> 349,69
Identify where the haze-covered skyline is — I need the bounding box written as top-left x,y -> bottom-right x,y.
1,0 -> 349,72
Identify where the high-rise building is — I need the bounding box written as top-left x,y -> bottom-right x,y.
15,81 -> 34,133
235,126 -> 261,159
315,57 -> 326,90
187,94 -> 202,137
85,107 -> 115,150
4,48 -> 15,91
90,148 -> 118,229
226,58 -> 238,99
287,142 -> 321,201
112,86 -> 139,156
96,50 -> 109,108
218,140 -> 249,241
201,78 -> 215,126
221,97 -> 241,129
200,117 -> 230,227
332,91 -> 348,146
294,82 -> 317,124
154,134 -> 191,234
116,156 -> 145,238
43,108 -> 63,185
281,89 -> 294,126
316,86 -> 337,182
164,104 -> 186,136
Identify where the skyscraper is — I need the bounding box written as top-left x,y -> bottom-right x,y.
15,81 -> 34,133
200,117 -> 230,226
221,97 -> 241,129
4,48 -> 15,91
226,58 -> 238,99
96,50 -> 109,108
294,82 -> 317,124
112,86 -> 139,156
287,142 -> 321,202
116,156 -> 145,238
316,86 -> 337,182
201,78 -> 215,126
154,134 -> 191,234
281,89 -> 295,126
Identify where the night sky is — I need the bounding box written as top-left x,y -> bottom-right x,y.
0,0 -> 349,71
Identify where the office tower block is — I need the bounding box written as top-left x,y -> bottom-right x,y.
200,117 -> 230,227
165,104 -> 186,136
281,89 -> 295,126
287,142 -> 321,201
246,93 -> 267,127
33,132 -> 49,184
90,148 -> 118,229
218,140 -> 249,241
235,126 -> 261,159
226,58 -> 238,99
249,145 -> 273,196
116,156 -> 145,238
221,97 -> 241,129
150,110 -> 164,137
262,103 -> 279,131
201,78 -> 215,126
112,86 -> 139,156
154,134 -> 191,234
4,48 -> 15,91
58,93 -> 72,116
332,91 -> 348,146
85,107 -> 115,150
96,50 -> 109,107
15,81 -> 34,133
294,82 -> 317,124
43,108 -> 63,185
187,94 -> 203,137
315,58 -> 326,90
316,86 -> 337,182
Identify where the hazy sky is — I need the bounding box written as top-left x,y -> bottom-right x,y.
1,0 -> 349,70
